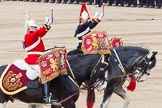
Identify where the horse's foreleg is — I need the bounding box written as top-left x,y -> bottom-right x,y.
100,83 -> 114,108
114,87 -> 129,108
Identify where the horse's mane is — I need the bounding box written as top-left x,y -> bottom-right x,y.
116,46 -> 149,54
110,46 -> 150,72
68,54 -> 101,61
114,46 -> 149,59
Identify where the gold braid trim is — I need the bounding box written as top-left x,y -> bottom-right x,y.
95,18 -> 101,23
89,18 -> 94,22
43,24 -> 51,31
0,64 -> 27,95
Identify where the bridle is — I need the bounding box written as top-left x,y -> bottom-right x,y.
66,54 -> 109,89
112,49 -> 155,81
80,54 -> 109,90
133,52 -> 156,82
90,54 -> 109,82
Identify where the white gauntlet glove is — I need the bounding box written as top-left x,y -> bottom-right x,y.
45,16 -> 53,26
93,11 -> 99,18
98,12 -> 104,20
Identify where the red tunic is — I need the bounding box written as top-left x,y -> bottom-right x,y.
24,26 -> 48,64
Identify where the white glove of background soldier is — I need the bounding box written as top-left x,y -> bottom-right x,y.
45,16 -> 53,26
93,11 -> 99,19
98,12 -> 104,20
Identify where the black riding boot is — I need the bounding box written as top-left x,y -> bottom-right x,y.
43,83 -> 58,104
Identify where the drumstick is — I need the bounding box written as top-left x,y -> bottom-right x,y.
96,4 -> 99,11
46,9 -> 49,16
102,3 -> 105,13
25,10 -> 29,33
51,8 -> 53,20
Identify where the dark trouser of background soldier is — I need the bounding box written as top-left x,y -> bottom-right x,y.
139,0 -> 144,7
120,0 -> 124,6
96,0 -> 102,7
124,0 -> 128,5
115,0 -> 124,6
127,0 -> 137,7
115,0 -> 120,6
49,0 -> 54,3
108,0 -> 114,6
102,0 -> 108,5
67,0 -> 74,4
144,0 -> 155,8
155,0 -> 161,8
60,0 -> 68,3
55,0 -> 62,3
87,0 -> 94,4
73,0 -> 81,4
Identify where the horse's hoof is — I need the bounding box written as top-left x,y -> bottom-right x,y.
51,102 -> 62,107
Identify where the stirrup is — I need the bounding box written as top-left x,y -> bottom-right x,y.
43,97 -> 61,107
43,96 -> 56,103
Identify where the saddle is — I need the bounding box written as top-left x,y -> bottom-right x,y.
0,48 -> 68,95
0,64 -> 38,95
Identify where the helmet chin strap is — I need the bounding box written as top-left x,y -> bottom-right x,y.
81,19 -> 88,23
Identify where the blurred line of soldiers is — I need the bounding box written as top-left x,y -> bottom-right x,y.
0,0 -> 6,2
14,0 -> 162,9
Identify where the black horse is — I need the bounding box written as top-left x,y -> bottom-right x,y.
100,46 -> 157,108
0,54 -> 108,108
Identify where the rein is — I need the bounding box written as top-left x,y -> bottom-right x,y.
66,54 -> 105,88
59,55 -> 107,104
66,60 -> 76,81
133,53 -> 149,69
112,49 -> 149,79
90,55 -> 103,78
113,49 -> 126,76
58,81 -> 100,104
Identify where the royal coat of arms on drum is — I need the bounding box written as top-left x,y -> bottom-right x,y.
37,48 -> 67,84
82,30 -> 110,54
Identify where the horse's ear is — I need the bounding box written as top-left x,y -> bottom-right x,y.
152,51 -> 158,56
149,51 -> 158,60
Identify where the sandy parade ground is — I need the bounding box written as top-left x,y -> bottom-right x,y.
0,1 -> 162,108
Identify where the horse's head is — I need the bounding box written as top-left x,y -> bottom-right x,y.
113,46 -> 157,82
134,51 -> 157,82
90,54 -> 109,84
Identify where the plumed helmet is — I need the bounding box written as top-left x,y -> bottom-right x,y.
79,2 -> 90,23
81,10 -> 89,20
27,19 -> 38,28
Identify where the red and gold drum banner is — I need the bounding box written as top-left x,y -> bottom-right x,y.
82,30 -> 110,54
37,48 -> 67,84
109,37 -> 124,48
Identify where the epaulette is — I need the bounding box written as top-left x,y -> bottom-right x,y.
89,18 -> 95,22
95,18 -> 101,23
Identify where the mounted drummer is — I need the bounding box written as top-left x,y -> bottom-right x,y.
13,9 -> 58,104
71,2 -> 104,54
